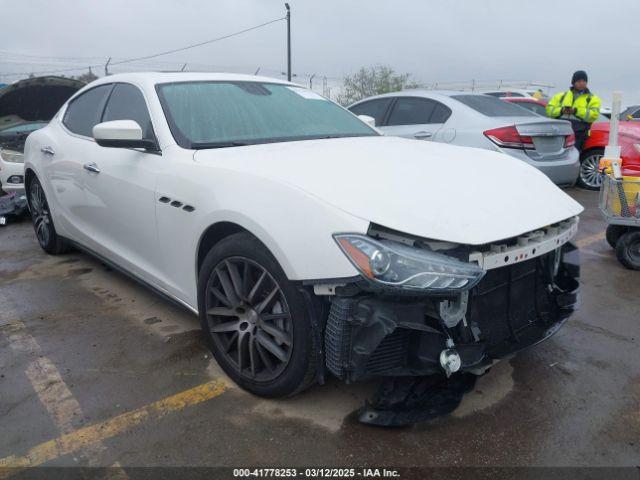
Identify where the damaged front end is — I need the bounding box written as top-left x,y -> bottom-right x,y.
320,218 -> 580,385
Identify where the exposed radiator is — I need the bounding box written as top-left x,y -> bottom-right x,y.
325,298 -> 409,380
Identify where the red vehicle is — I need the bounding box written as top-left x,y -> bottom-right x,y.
503,97 -> 640,189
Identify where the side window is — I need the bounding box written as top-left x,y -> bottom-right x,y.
430,102 -> 452,123
102,84 -> 154,139
349,99 -> 392,126
387,98 -> 436,126
63,85 -> 112,137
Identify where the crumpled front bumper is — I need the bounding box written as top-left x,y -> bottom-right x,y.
324,243 -> 580,382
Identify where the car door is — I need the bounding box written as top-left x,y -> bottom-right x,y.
79,83 -> 164,282
378,97 -> 451,141
48,84 -> 113,242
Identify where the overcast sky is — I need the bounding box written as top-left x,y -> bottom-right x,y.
1,0 -> 639,105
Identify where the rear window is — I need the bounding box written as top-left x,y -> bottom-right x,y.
484,91 -> 525,98
453,95 -> 536,117
509,101 -> 547,117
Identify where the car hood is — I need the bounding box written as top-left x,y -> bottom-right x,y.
0,76 -> 85,131
194,136 -> 583,245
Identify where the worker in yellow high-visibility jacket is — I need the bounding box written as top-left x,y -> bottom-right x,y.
546,70 -> 601,151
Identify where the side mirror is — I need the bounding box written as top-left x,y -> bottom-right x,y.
358,115 -> 376,128
93,120 -> 156,150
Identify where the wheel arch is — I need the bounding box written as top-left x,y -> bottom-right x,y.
194,220 -> 296,286
24,167 -> 37,191
580,145 -> 604,161
195,221 -> 249,278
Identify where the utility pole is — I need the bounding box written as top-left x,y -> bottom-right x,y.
285,3 -> 291,81
309,73 -> 316,90
104,57 -> 112,76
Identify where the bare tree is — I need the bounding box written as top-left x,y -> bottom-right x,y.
337,65 -> 418,106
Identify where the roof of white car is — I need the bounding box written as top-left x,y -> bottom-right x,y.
86,71 -> 294,87
349,89 -> 483,106
479,88 -> 537,94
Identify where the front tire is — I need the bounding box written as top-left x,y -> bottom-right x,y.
615,231 -> 640,270
578,148 -> 604,190
27,176 -> 69,255
197,232 -> 316,397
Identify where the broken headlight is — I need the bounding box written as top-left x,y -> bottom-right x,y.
334,234 -> 485,292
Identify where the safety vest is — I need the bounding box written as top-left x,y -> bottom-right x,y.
546,89 -> 601,124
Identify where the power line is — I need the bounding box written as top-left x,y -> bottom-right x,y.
0,51 -> 105,62
0,62 -> 101,77
0,16 -> 285,78
109,16 -> 285,67
0,57 -> 344,82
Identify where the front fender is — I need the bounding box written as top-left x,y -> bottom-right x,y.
191,172 -> 368,282
155,160 -> 368,309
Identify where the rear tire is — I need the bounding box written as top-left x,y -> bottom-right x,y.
197,232 -> 316,397
26,176 -> 70,255
615,231 -> 640,270
578,148 -> 604,190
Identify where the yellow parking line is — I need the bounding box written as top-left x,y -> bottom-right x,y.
575,231 -> 606,249
0,378 -> 228,470
25,356 -> 109,460
2,311 -> 116,469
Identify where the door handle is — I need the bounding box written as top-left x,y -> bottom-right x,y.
414,131 -> 433,139
83,162 -> 101,174
41,146 -> 55,156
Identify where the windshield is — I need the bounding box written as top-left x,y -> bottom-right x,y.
0,122 -> 47,133
453,94 -> 537,117
156,81 -> 377,149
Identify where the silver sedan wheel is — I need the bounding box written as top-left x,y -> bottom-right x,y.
579,152 -> 603,189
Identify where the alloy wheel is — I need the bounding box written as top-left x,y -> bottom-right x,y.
204,257 -> 293,381
579,153 -> 603,189
30,181 -> 51,247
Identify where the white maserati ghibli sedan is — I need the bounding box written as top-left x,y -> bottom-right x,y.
24,72 -> 583,398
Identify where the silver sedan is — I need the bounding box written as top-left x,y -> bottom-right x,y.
349,90 -> 579,186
